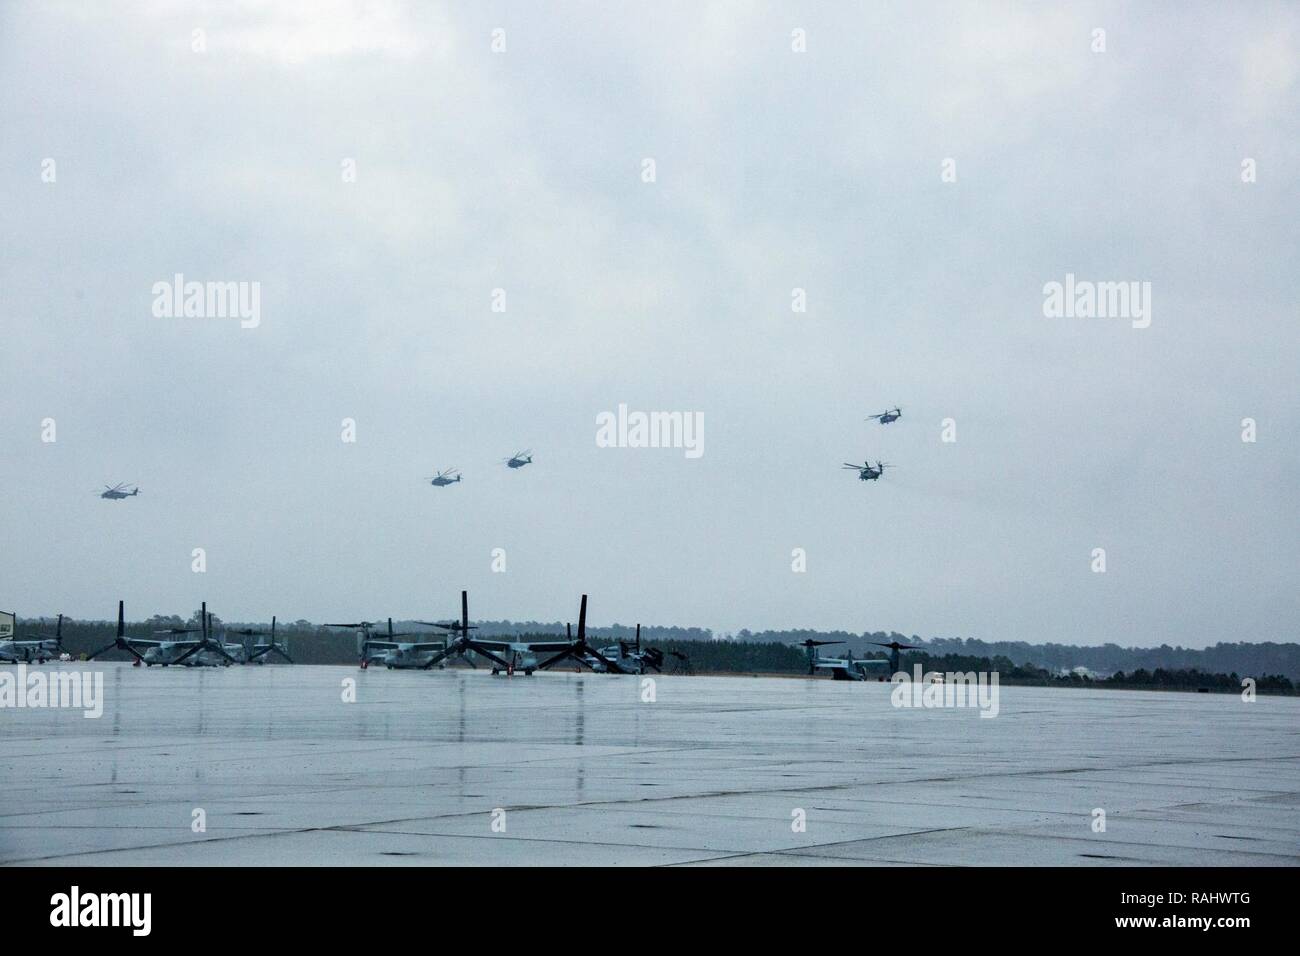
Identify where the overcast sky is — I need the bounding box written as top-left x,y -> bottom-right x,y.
1,2 -> 1296,647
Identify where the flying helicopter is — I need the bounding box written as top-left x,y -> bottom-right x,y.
425,468 -> 461,487
97,482 -> 140,500
504,450 -> 532,469
842,460 -> 893,481
867,408 -> 902,424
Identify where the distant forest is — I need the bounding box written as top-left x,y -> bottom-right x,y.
731,628 -> 1300,683
11,613 -> 1299,690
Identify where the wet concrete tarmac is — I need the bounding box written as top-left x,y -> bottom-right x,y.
1,663 -> 1296,865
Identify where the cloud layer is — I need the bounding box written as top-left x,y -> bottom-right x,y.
1,2 -> 1296,646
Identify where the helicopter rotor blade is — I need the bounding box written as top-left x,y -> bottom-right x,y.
535,647 -> 574,671
84,601 -> 137,661
419,644 -> 455,669
172,642 -> 205,665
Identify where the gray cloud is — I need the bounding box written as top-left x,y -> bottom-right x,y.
1,2 -> 1296,646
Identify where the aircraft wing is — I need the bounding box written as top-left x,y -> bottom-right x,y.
124,638 -> 175,648
470,639 -> 574,654
466,639 -> 511,652
519,641 -> 576,653
363,641 -> 446,652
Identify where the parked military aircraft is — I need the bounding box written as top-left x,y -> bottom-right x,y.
534,596 -> 630,674
324,621 -> 386,666
797,637 -> 891,680
84,601 -> 238,666
361,618 -> 448,669
867,408 -> 902,424
813,650 -> 891,681
870,639 -> 923,673
479,631 -> 578,676
140,622 -> 208,663
81,601 -> 199,666
150,604 -> 239,666
0,613 -> 64,664
414,591 -> 569,674
83,602 -> 141,663
584,624 -> 688,674
200,614 -> 281,665
504,450 -> 533,469
228,617 -> 293,664
148,611 -> 217,665
198,610 -> 251,665
796,638 -> 845,675
97,482 -> 140,500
